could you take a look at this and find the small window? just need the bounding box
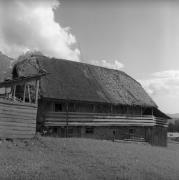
[54,103,62,112]
[68,128,73,134]
[129,128,135,134]
[85,127,94,134]
[53,127,58,134]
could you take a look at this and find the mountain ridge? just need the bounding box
[167,113,179,119]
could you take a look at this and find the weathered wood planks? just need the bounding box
[0,99,37,138]
[44,112,167,127]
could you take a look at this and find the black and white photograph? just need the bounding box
[0,0,178,179]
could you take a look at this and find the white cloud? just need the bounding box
[90,59,124,70]
[139,70,179,97]
[0,0,80,61]
[139,70,179,113]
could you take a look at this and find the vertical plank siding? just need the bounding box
[0,99,37,138]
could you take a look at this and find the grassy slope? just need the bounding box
[0,137,179,180]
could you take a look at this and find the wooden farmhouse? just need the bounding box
[12,54,170,146]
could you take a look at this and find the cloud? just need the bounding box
[90,59,124,70]
[0,0,80,61]
[139,70,179,97]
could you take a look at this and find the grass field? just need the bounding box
[0,136,179,180]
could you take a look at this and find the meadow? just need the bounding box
[0,136,179,180]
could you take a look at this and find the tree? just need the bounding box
[168,122,175,132]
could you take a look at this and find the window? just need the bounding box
[68,103,75,112]
[68,128,73,134]
[85,127,94,134]
[53,127,58,134]
[129,128,135,134]
[54,103,62,112]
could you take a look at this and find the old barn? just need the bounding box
[13,55,169,146]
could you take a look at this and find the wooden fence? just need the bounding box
[0,99,37,138]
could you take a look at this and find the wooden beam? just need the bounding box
[13,85,16,101]
[110,105,113,113]
[5,87,7,96]
[0,73,45,88]
[35,80,39,104]
[66,102,69,138]
[23,84,26,102]
[27,85,31,103]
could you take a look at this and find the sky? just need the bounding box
[0,0,179,114]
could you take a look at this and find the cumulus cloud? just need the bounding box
[139,70,179,97]
[0,0,80,61]
[90,59,124,70]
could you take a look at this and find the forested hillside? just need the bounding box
[168,114,179,132]
[0,51,13,81]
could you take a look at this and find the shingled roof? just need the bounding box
[13,55,157,107]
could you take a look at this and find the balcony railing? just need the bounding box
[44,112,168,127]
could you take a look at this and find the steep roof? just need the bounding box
[14,55,157,107]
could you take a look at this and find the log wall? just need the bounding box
[0,99,37,138]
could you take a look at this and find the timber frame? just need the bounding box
[0,73,45,139]
[0,74,43,104]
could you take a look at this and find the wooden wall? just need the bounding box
[38,100,143,115]
[37,100,168,146]
[0,99,37,138]
[151,126,167,146]
[44,112,156,127]
[80,126,146,140]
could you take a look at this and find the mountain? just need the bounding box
[168,113,179,124]
[0,51,13,81]
[168,113,179,119]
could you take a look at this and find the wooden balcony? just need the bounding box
[44,112,168,127]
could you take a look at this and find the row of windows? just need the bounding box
[69,127,134,135]
[48,127,136,137]
[53,103,143,114]
[66,127,94,134]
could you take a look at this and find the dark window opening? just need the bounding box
[68,103,75,112]
[55,103,62,112]
[85,127,94,134]
[53,127,58,134]
[129,128,135,134]
[68,127,73,135]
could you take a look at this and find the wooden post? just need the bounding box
[73,103,75,112]
[13,85,16,101]
[35,80,39,104]
[110,105,113,114]
[126,105,129,117]
[93,104,96,113]
[140,106,143,121]
[141,106,143,117]
[66,102,69,138]
[23,83,26,102]
[152,107,154,116]
[27,85,31,103]
[5,87,7,97]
